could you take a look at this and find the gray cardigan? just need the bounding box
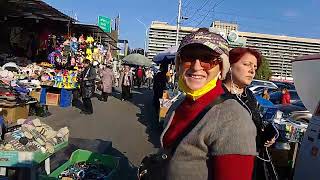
[160,94,257,180]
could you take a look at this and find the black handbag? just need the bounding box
[253,148,279,180]
[137,95,228,180]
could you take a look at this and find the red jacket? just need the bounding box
[281,92,291,105]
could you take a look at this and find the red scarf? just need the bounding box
[163,80,224,148]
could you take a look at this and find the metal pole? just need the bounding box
[281,56,284,81]
[136,18,148,56]
[145,28,148,57]
[175,0,182,46]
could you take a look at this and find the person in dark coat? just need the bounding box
[79,59,96,114]
[152,64,168,114]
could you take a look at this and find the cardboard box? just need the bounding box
[46,93,60,106]
[30,90,41,101]
[1,105,29,126]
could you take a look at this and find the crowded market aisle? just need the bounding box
[40,87,161,179]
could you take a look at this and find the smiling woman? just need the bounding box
[139,28,257,180]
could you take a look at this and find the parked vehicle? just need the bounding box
[249,85,277,94]
[251,79,278,89]
[270,81,296,90]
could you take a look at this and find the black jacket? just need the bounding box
[79,66,96,98]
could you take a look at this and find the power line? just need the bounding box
[187,0,211,21]
[194,0,224,27]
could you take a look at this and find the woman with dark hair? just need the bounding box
[223,47,277,180]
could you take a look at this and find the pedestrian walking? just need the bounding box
[136,66,144,88]
[99,64,114,102]
[145,68,154,89]
[79,59,96,114]
[152,64,168,114]
[119,65,133,101]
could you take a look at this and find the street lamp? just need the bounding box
[136,18,148,56]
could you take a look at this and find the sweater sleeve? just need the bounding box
[207,100,257,156]
[212,155,255,180]
[206,100,257,179]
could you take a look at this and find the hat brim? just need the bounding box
[178,42,225,55]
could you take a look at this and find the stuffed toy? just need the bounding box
[86,48,93,61]
[70,37,78,53]
[85,36,94,44]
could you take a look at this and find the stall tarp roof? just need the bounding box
[5,0,76,22]
[72,23,120,50]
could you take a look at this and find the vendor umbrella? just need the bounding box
[122,53,152,67]
[153,46,178,64]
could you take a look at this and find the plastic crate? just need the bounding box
[0,141,68,167]
[41,149,119,180]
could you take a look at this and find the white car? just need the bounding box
[249,85,277,94]
[251,79,278,89]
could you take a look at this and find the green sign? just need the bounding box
[98,16,111,33]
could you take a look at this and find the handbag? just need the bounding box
[137,95,229,180]
[83,67,94,87]
[253,148,279,180]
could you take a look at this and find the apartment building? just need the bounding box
[147,21,320,78]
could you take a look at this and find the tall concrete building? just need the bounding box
[237,31,320,78]
[147,20,320,78]
[147,21,197,60]
[211,20,238,35]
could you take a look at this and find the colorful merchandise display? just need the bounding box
[58,162,112,179]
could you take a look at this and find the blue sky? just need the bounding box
[44,0,320,49]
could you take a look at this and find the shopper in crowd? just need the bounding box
[152,28,257,180]
[135,66,144,88]
[119,65,133,101]
[281,88,291,105]
[79,59,96,114]
[222,47,276,180]
[99,64,114,102]
[145,67,154,89]
[152,63,168,114]
[262,88,270,100]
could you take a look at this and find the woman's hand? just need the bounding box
[264,137,276,147]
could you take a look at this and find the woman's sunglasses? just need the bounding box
[180,53,221,70]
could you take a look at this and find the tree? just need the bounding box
[255,57,272,80]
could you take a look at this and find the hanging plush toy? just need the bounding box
[70,56,76,66]
[86,48,93,61]
[70,37,78,53]
[85,36,94,44]
[78,34,85,44]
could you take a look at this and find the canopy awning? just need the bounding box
[2,0,76,22]
[71,23,119,50]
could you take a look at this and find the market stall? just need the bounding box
[0,118,69,179]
